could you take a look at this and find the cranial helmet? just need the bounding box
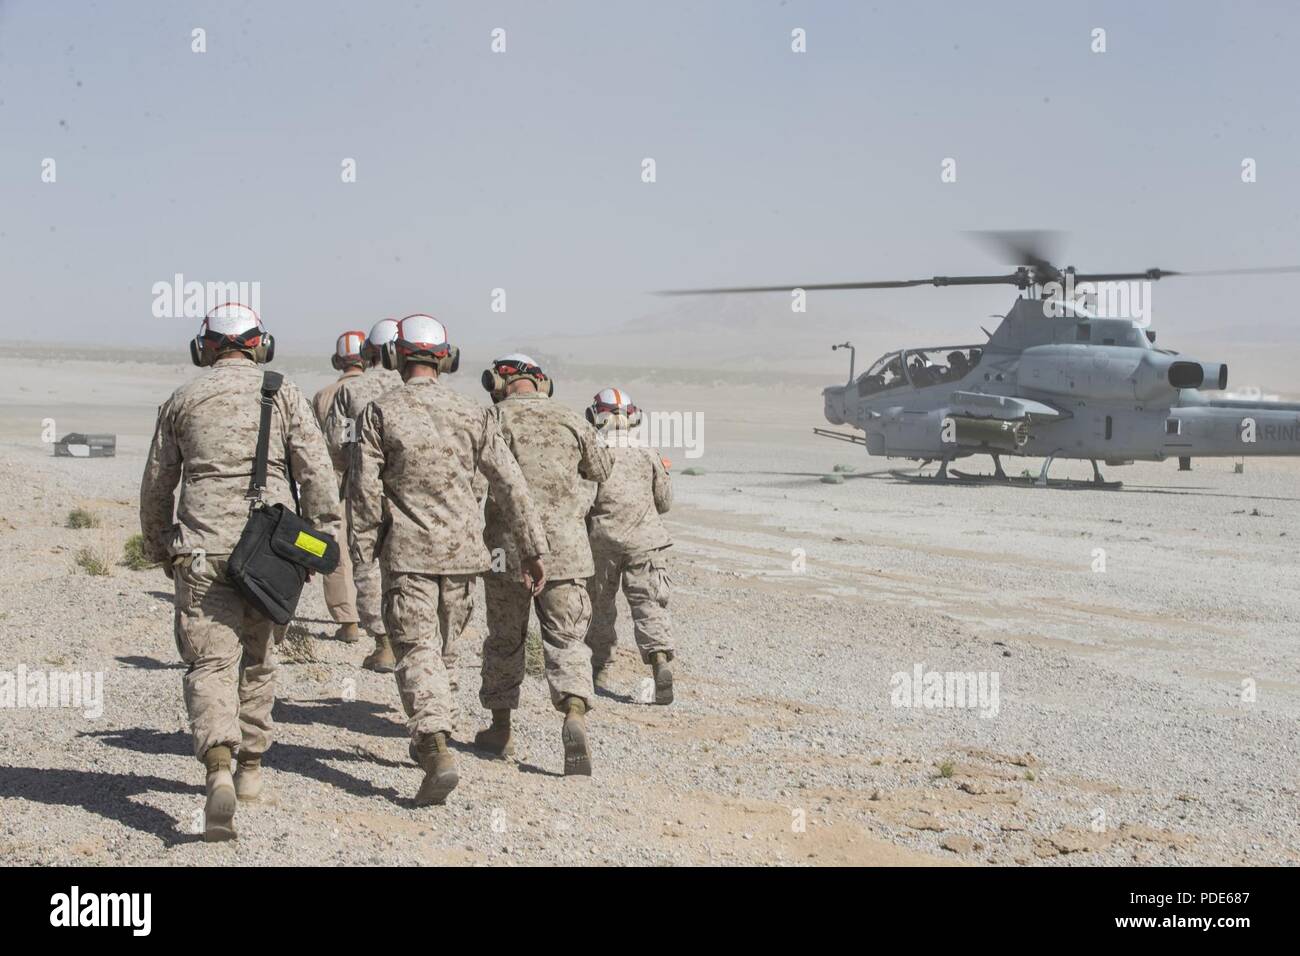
[381,314,459,373]
[190,302,274,367]
[360,318,399,367]
[331,330,368,371]
[586,387,641,429]
[481,353,553,400]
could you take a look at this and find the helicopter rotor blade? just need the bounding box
[1070,269,1180,283]
[656,252,1300,296]
[1170,265,1300,278]
[1072,265,1300,283]
[657,273,1031,295]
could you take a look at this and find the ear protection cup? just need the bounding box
[436,345,460,374]
[585,407,596,426]
[545,378,554,397]
[381,341,400,371]
[481,369,503,393]
[331,354,344,371]
[190,337,206,367]
[627,408,642,428]
[254,333,275,364]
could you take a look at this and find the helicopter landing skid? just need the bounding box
[891,466,1123,490]
[953,469,1123,490]
[890,463,984,484]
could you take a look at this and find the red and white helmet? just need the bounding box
[586,387,641,429]
[331,330,367,370]
[382,314,459,373]
[190,302,273,366]
[360,318,399,366]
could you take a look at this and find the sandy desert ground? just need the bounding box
[0,343,1297,866]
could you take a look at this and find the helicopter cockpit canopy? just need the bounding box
[902,346,985,387]
[856,346,984,395]
[855,350,907,396]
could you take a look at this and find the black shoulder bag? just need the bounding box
[226,371,340,625]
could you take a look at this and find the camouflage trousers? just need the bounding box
[481,575,594,712]
[354,554,386,637]
[172,555,275,763]
[383,572,474,737]
[586,548,673,666]
[323,506,359,624]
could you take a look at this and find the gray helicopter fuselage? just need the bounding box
[824,297,1300,464]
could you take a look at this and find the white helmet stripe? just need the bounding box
[398,314,449,347]
[498,352,539,367]
[368,318,399,345]
[204,302,261,337]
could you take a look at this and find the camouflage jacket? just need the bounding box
[350,377,548,575]
[322,367,402,481]
[587,438,672,556]
[139,357,343,562]
[484,391,613,580]
[312,369,364,477]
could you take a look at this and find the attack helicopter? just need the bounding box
[662,236,1300,486]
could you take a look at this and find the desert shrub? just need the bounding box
[66,508,99,529]
[122,534,157,571]
[74,547,110,576]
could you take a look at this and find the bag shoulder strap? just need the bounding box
[248,371,285,499]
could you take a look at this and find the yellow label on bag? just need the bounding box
[294,531,327,558]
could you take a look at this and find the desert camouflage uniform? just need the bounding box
[312,369,364,627]
[350,378,546,738]
[140,356,342,762]
[323,367,401,637]
[586,441,675,665]
[481,392,613,711]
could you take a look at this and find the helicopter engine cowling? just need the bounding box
[1018,345,1228,402]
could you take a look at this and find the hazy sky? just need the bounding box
[2,0,1298,366]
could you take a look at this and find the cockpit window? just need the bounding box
[856,351,908,396]
[856,347,983,395]
[904,347,983,388]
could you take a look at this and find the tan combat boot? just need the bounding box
[592,660,615,693]
[413,731,459,806]
[233,756,264,802]
[651,652,674,705]
[362,634,396,673]
[561,696,592,777]
[472,709,515,757]
[335,622,361,644]
[203,745,237,842]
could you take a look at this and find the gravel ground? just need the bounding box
[0,354,1297,866]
